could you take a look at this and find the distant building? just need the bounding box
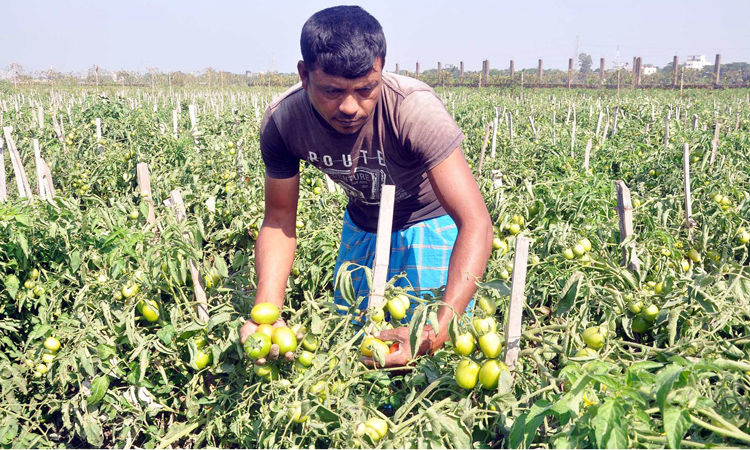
[685,55,711,70]
[642,65,657,76]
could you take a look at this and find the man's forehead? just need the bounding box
[312,68,381,87]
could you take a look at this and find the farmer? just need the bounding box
[240,5,493,367]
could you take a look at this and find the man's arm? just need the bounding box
[240,174,300,345]
[366,147,493,365]
[425,147,493,348]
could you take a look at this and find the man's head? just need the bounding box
[298,6,386,134]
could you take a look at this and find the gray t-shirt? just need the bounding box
[260,72,464,232]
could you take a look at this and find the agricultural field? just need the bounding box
[1,84,749,449]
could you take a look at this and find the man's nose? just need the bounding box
[339,95,358,117]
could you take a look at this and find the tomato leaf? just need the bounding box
[80,412,104,447]
[655,364,686,413]
[70,250,81,272]
[556,271,583,317]
[663,406,691,449]
[214,255,229,278]
[96,344,116,360]
[591,399,628,449]
[87,375,109,406]
[408,304,427,362]
[4,274,19,300]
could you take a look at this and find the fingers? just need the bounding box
[284,351,295,361]
[373,328,405,342]
[360,352,408,368]
[267,344,280,360]
[240,320,257,343]
[255,357,267,366]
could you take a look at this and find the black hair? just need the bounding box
[301,6,386,79]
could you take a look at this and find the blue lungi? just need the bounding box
[333,211,459,315]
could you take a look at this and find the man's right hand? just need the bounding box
[240,318,295,365]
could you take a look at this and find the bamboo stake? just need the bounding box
[477,122,492,175]
[490,108,499,158]
[2,127,33,200]
[137,163,156,225]
[166,190,210,322]
[33,140,45,200]
[682,144,696,229]
[368,185,396,310]
[504,236,530,371]
[710,123,721,164]
[615,181,640,273]
[0,138,6,202]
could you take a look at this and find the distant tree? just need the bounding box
[579,53,593,74]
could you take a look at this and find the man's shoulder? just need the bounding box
[381,72,438,101]
[267,83,306,118]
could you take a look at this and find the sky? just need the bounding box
[3,0,749,75]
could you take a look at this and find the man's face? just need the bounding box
[298,58,383,135]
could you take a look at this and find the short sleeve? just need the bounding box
[396,91,465,170]
[260,107,300,179]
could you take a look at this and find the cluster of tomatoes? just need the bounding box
[26,336,61,378]
[451,296,509,390]
[243,303,319,384]
[22,268,45,299]
[562,237,593,263]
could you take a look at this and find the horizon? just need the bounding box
[3,0,749,76]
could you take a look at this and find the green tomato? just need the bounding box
[455,358,481,389]
[574,348,598,358]
[253,363,279,381]
[478,296,496,315]
[244,332,272,360]
[29,268,40,280]
[573,244,586,256]
[271,327,298,354]
[582,326,607,350]
[194,351,211,370]
[631,316,651,333]
[562,248,575,260]
[42,352,56,364]
[290,401,309,423]
[628,301,643,314]
[508,223,521,235]
[642,304,659,322]
[121,283,140,299]
[472,317,497,336]
[301,334,318,352]
[478,332,503,359]
[386,297,407,320]
[370,307,385,323]
[580,238,592,252]
[453,332,476,356]
[478,359,507,390]
[298,350,314,367]
[251,303,280,325]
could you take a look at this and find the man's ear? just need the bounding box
[297,61,310,90]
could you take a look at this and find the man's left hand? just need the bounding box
[360,325,447,368]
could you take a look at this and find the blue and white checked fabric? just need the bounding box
[333,210,458,314]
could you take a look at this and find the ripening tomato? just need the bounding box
[454,332,476,356]
[251,303,280,325]
[360,337,389,358]
[478,332,503,358]
[389,342,400,354]
[363,417,388,442]
[244,332,272,360]
[256,324,274,338]
[44,337,61,353]
[139,300,160,322]
[455,358,481,389]
[478,359,508,390]
[272,327,298,354]
[42,352,56,364]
